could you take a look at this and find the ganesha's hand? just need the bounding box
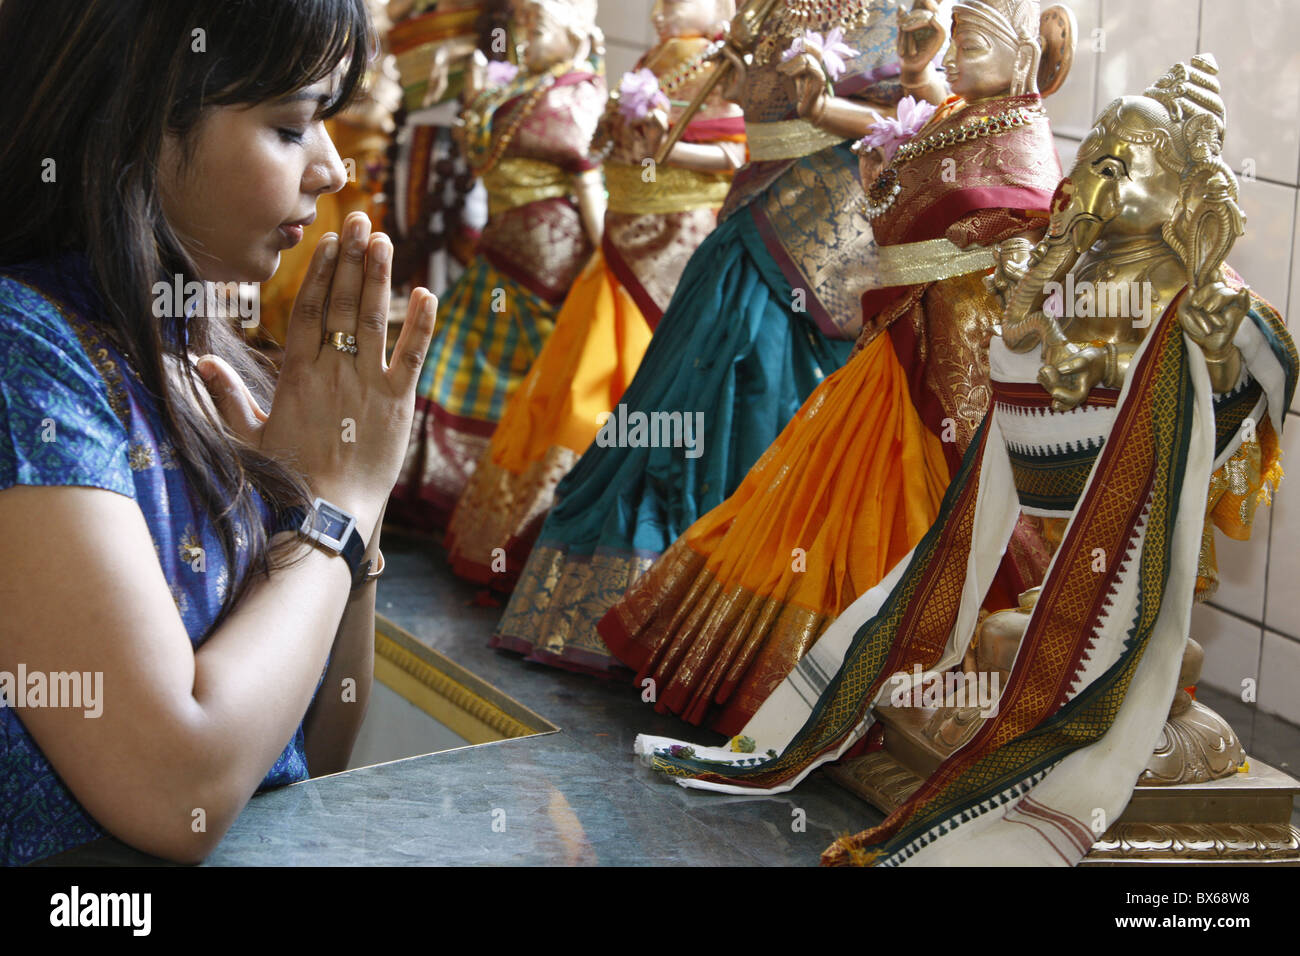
[986,237,1036,308]
[1180,280,1249,360]
[1038,345,1108,412]
[1180,280,1248,391]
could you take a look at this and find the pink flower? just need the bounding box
[781,27,859,82]
[485,60,519,87]
[618,68,669,121]
[856,95,937,163]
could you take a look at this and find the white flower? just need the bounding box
[618,68,670,121]
[781,27,859,82]
[485,60,519,87]
[856,95,937,163]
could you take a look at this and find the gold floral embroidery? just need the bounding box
[128,443,155,471]
[170,584,190,617]
[179,525,203,567]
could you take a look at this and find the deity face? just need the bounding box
[1000,96,1188,352]
[942,16,1019,101]
[650,0,724,43]
[1063,100,1183,242]
[521,3,581,74]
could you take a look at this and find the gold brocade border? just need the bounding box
[373,614,557,744]
[483,157,572,217]
[498,545,653,665]
[609,535,834,732]
[745,118,845,161]
[872,237,996,287]
[604,162,731,215]
[446,445,578,575]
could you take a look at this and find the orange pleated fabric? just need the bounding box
[493,249,653,469]
[601,331,952,733]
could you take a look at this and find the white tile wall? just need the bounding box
[1200,0,1300,188]
[1265,413,1300,636]
[1234,177,1297,316]
[1191,603,1260,694]
[604,41,642,81]
[596,0,655,47]
[1260,630,1300,725]
[1214,509,1272,623]
[1045,0,1100,139]
[1051,135,1079,178]
[1096,0,1200,107]
[597,0,656,84]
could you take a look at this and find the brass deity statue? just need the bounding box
[949,53,1280,788]
[997,53,1250,403]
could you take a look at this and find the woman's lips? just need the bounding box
[278,223,305,246]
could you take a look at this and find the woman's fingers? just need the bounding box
[282,234,339,369]
[356,232,393,378]
[195,354,269,445]
[324,212,373,341]
[388,288,438,398]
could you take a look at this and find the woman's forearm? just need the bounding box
[179,519,379,857]
[301,527,381,775]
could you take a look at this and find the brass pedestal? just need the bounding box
[827,703,1300,865]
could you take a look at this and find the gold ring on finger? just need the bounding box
[326,331,358,355]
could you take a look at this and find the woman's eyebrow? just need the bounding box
[273,90,332,108]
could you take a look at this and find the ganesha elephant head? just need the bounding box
[996,54,1245,406]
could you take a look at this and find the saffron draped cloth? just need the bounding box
[601,94,1062,735]
[444,37,743,588]
[636,279,1295,867]
[389,68,605,532]
[489,6,905,674]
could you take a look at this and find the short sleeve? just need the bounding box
[0,277,135,498]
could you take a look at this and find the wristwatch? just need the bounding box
[274,498,374,590]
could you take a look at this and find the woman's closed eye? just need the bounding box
[277,126,307,145]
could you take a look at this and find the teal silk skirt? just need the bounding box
[492,205,855,673]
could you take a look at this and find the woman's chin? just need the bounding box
[246,249,280,283]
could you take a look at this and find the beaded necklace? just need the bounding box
[657,39,725,98]
[860,103,1045,219]
[751,0,882,65]
[461,60,570,177]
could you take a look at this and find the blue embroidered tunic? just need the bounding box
[0,255,313,865]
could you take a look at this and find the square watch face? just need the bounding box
[308,501,352,545]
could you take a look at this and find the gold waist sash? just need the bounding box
[745,118,845,161]
[604,162,731,215]
[483,157,571,216]
[872,237,997,287]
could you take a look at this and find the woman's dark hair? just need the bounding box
[0,0,376,622]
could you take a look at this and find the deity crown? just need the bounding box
[952,0,1041,46]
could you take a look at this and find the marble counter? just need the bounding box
[48,531,885,866]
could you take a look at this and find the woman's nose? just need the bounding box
[307,128,349,196]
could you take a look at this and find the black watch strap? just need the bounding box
[275,501,372,590]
